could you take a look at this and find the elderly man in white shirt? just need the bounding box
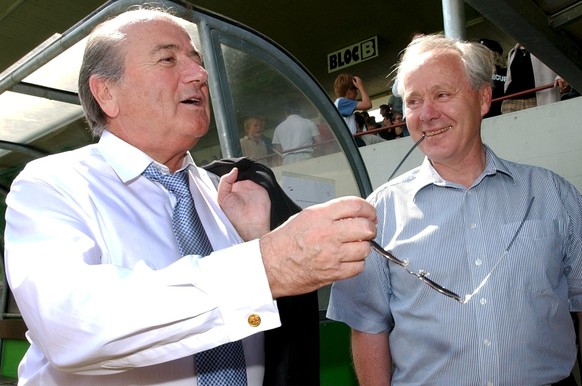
[4,6,377,385]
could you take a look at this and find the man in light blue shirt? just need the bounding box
[328,35,582,385]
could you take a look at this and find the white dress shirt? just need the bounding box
[4,130,280,385]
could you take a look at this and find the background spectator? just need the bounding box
[502,43,560,114]
[354,112,385,146]
[272,101,321,164]
[390,110,407,138]
[240,114,273,163]
[478,38,507,117]
[333,73,372,135]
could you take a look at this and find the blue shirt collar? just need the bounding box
[396,145,516,200]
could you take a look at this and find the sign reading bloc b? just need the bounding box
[327,36,378,73]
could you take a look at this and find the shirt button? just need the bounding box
[475,259,482,266]
[480,298,487,305]
[483,339,491,347]
[470,223,477,230]
[248,313,261,327]
[487,381,494,386]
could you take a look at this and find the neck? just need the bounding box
[431,148,487,188]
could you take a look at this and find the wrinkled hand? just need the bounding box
[259,196,377,298]
[217,167,271,241]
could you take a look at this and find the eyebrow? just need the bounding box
[151,43,202,60]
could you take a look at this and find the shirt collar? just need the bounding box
[478,145,514,184]
[401,145,515,199]
[97,130,196,183]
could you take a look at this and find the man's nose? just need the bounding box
[419,100,440,121]
[184,59,208,86]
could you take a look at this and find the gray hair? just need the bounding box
[396,34,494,97]
[77,5,180,136]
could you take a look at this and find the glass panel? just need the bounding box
[220,43,362,314]
[0,92,84,146]
[23,37,87,93]
[221,43,359,201]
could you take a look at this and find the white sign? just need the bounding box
[327,36,378,73]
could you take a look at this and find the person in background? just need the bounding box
[240,115,268,158]
[478,38,507,118]
[354,112,385,147]
[272,101,321,165]
[333,73,372,136]
[378,104,395,140]
[557,78,581,100]
[353,112,367,148]
[360,110,371,122]
[390,110,406,138]
[239,114,276,166]
[365,116,380,131]
[388,93,403,118]
[3,7,378,385]
[378,104,391,124]
[502,43,560,114]
[328,34,582,386]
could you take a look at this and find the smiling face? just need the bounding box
[96,16,210,169]
[402,49,491,175]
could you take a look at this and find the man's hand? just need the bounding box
[217,167,271,241]
[259,196,377,298]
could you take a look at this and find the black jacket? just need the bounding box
[203,157,320,386]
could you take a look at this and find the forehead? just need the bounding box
[121,16,195,51]
[403,50,465,89]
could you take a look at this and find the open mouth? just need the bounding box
[424,125,452,137]
[181,97,202,105]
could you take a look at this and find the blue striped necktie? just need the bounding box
[143,163,247,385]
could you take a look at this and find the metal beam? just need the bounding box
[0,0,176,94]
[549,2,582,29]
[466,0,582,92]
[0,0,25,23]
[11,82,80,105]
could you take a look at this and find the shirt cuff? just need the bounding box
[198,240,281,341]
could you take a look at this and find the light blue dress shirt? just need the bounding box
[328,146,582,385]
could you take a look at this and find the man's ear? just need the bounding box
[479,84,493,117]
[89,75,119,118]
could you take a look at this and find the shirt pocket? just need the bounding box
[500,219,563,293]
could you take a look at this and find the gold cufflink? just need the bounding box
[247,313,261,327]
